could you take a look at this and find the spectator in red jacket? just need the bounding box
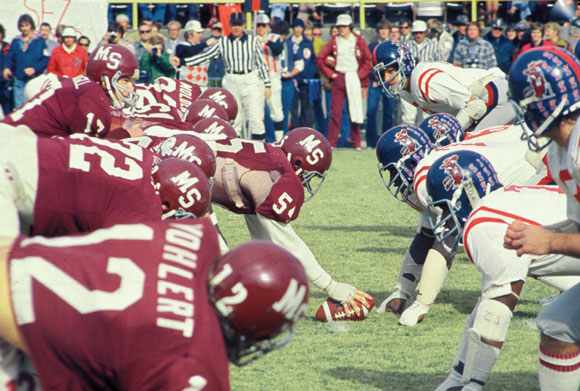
[316,14,372,150]
[516,22,555,59]
[46,27,88,78]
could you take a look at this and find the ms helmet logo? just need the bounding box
[395,129,419,156]
[439,155,464,191]
[523,60,555,100]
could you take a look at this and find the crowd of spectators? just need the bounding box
[0,1,578,147]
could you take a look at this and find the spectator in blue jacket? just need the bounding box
[2,14,49,108]
[483,18,514,74]
[280,20,304,134]
[366,19,395,148]
[289,18,316,129]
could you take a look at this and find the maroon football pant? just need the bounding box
[327,73,361,149]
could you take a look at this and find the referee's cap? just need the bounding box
[230,12,245,25]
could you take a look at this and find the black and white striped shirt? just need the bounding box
[407,39,443,63]
[184,32,271,87]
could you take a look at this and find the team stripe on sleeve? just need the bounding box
[418,68,442,104]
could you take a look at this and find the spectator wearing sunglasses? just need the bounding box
[78,36,91,53]
[483,18,514,74]
[399,18,412,42]
[47,27,88,78]
[134,21,153,63]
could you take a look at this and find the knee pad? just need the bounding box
[473,299,513,342]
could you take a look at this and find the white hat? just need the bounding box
[411,20,428,33]
[184,20,204,33]
[256,13,270,25]
[62,27,78,38]
[336,14,352,27]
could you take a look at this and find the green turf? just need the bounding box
[215,148,553,391]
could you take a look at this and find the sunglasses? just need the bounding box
[79,43,89,47]
[139,29,151,34]
[257,23,268,27]
[212,27,222,31]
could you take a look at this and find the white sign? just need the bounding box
[1,0,108,52]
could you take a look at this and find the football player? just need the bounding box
[376,121,546,326]
[208,127,373,313]
[372,40,516,131]
[0,130,212,239]
[504,46,580,391]
[0,219,309,390]
[423,151,580,391]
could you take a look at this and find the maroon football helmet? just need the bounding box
[185,99,229,126]
[86,44,140,109]
[192,117,238,138]
[209,240,309,366]
[152,158,211,219]
[158,134,217,179]
[198,87,238,121]
[279,127,333,200]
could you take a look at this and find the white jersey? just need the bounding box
[259,32,283,76]
[408,124,537,228]
[464,185,580,294]
[400,62,505,115]
[546,120,580,224]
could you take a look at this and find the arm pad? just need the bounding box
[456,98,487,129]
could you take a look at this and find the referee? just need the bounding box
[183,12,271,140]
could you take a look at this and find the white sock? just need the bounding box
[539,347,580,391]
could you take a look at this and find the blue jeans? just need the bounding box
[108,4,132,24]
[264,104,276,143]
[366,84,394,148]
[139,4,167,23]
[281,79,295,134]
[167,4,198,21]
[12,78,26,109]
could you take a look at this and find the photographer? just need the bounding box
[138,34,175,83]
[99,21,135,54]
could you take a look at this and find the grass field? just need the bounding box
[214,148,554,391]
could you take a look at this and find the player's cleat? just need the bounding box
[377,290,408,315]
[398,301,430,326]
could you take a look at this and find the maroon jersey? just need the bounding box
[211,138,304,222]
[9,219,230,391]
[3,75,112,138]
[33,134,162,236]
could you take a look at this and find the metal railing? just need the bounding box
[107,0,483,30]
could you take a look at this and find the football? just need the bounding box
[315,296,375,322]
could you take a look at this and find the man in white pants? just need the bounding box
[255,13,286,141]
[183,12,271,141]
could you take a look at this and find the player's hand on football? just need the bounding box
[348,290,374,318]
[504,220,552,256]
